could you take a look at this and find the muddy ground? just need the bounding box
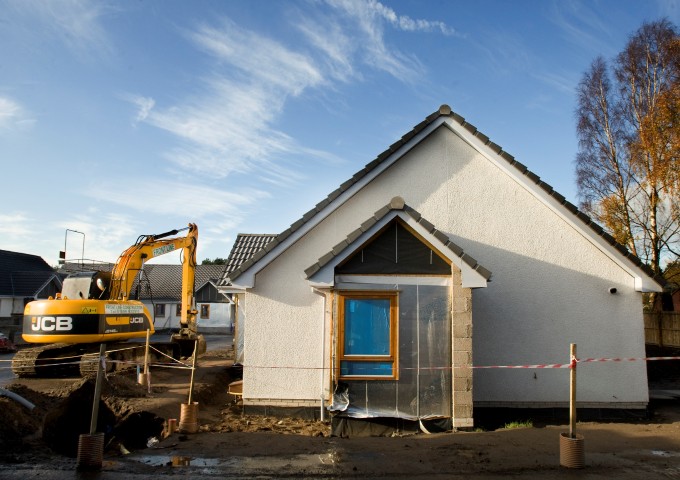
[0,348,679,479]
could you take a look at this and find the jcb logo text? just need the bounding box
[31,316,73,331]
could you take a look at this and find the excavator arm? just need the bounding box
[109,224,198,305]
[108,223,203,350]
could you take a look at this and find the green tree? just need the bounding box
[576,19,680,276]
[201,257,227,265]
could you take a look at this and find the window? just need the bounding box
[338,292,398,380]
[154,303,165,317]
[176,304,182,316]
[200,304,210,319]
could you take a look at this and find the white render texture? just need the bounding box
[242,124,650,407]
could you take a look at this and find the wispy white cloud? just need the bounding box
[0,212,33,237]
[295,15,358,83]
[471,31,533,77]
[121,94,155,124]
[533,71,577,95]
[355,0,459,36]
[83,179,269,219]
[132,78,307,184]
[126,1,451,189]
[191,18,325,95]
[57,211,139,263]
[0,96,34,131]
[322,0,425,82]
[548,2,617,56]
[6,0,114,57]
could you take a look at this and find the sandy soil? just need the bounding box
[0,350,679,479]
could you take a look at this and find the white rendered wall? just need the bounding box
[196,302,231,332]
[244,125,649,407]
[0,298,11,317]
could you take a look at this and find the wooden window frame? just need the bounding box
[337,291,399,381]
[200,304,210,319]
[154,303,165,317]
[176,304,182,317]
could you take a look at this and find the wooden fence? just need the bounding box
[644,312,680,348]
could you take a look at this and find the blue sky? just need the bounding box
[1,0,678,266]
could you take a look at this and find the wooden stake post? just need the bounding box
[143,328,150,376]
[569,343,577,438]
[90,343,106,435]
[188,339,198,404]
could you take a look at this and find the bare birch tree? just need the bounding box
[576,19,680,276]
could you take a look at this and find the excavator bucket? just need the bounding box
[171,333,207,359]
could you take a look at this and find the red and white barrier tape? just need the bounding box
[2,355,680,372]
[579,356,680,363]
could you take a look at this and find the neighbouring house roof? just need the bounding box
[58,261,115,274]
[305,196,491,288]
[222,234,277,279]
[221,105,665,292]
[0,250,59,297]
[132,264,226,301]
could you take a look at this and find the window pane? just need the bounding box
[341,361,393,376]
[344,298,390,355]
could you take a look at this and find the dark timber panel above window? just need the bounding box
[336,219,450,275]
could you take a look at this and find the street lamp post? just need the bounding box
[63,229,85,265]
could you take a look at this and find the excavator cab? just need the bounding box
[60,271,111,300]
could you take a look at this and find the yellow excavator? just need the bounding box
[12,223,206,377]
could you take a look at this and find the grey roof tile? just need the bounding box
[524,170,540,183]
[220,234,277,284]
[446,242,464,258]
[433,230,449,244]
[360,216,378,231]
[226,105,662,287]
[474,131,489,144]
[417,217,435,233]
[132,264,226,301]
[0,250,55,297]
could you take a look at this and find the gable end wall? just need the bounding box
[242,125,648,408]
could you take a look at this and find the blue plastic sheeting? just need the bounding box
[341,360,393,377]
[344,298,390,355]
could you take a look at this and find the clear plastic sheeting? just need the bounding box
[339,284,452,420]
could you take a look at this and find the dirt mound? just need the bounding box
[209,403,330,437]
[0,384,57,452]
[43,379,117,457]
[0,374,168,458]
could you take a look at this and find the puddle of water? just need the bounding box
[651,450,680,457]
[130,452,339,470]
[133,455,223,467]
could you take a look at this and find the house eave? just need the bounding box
[440,118,664,293]
[229,118,448,288]
[306,209,489,289]
[229,105,662,293]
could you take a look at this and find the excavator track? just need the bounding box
[12,343,86,378]
[13,341,183,378]
[79,342,181,376]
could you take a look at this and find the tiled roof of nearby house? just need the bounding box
[58,261,115,275]
[224,104,665,288]
[0,250,57,297]
[133,264,226,301]
[222,234,277,280]
[304,196,492,281]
